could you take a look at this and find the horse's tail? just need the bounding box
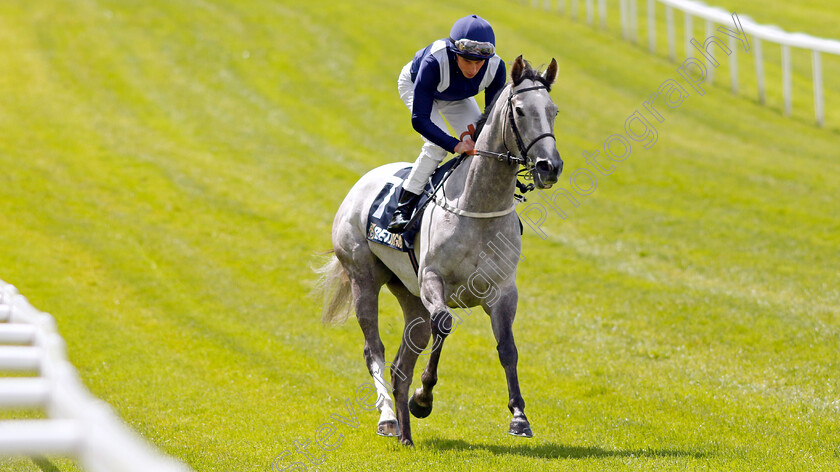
[313,251,354,325]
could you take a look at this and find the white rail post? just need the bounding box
[666,4,675,61]
[782,45,792,116]
[706,20,714,83]
[0,280,193,472]
[755,37,765,104]
[599,0,607,29]
[532,0,836,127]
[812,50,824,127]
[648,0,656,53]
[729,34,738,93]
[620,0,628,40]
[684,12,693,59]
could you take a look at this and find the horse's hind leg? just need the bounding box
[335,246,398,437]
[387,279,431,446]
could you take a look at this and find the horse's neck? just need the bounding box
[449,91,518,213]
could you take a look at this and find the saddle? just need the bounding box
[365,158,460,253]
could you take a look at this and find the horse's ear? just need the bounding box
[542,58,558,86]
[511,55,525,85]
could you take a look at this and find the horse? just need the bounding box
[316,56,563,446]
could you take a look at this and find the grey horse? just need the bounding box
[317,56,562,446]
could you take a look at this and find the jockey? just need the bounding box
[387,14,507,233]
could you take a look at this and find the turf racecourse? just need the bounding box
[1,0,838,471]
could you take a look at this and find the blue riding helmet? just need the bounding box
[448,14,496,60]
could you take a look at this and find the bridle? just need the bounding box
[469,83,556,191]
[423,82,556,220]
[504,84,556,164]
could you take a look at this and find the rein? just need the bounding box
[431,83,554,218]
[427,83,555,219]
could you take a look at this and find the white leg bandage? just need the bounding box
[370,359,396,422]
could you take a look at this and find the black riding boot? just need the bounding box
[387,189,421,233]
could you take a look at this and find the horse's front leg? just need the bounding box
[487,286,532,437]
[409,270,452,421]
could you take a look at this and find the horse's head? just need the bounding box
[507,55,563,189]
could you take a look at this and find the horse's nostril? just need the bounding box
[535,160,553,174]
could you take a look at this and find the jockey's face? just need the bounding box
[456,55,486,79]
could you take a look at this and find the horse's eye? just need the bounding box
[515,106,525,117]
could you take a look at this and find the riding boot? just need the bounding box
[387,189,421,233]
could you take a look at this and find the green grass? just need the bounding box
[1,0,838,471]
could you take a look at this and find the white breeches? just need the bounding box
[397,62,481,195]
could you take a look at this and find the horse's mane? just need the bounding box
[474,63,552,140]
[473,94,501,140]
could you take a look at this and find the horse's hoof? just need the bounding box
[377,419,399,437]
[409,394,433,419]
[399,436,415,447]
[508,418,533,438]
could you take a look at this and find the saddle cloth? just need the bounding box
[366,159,459,252]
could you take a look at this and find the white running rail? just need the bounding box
[537,0,840,127]
[0,280,191,472]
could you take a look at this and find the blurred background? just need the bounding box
[0,1,837,470]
